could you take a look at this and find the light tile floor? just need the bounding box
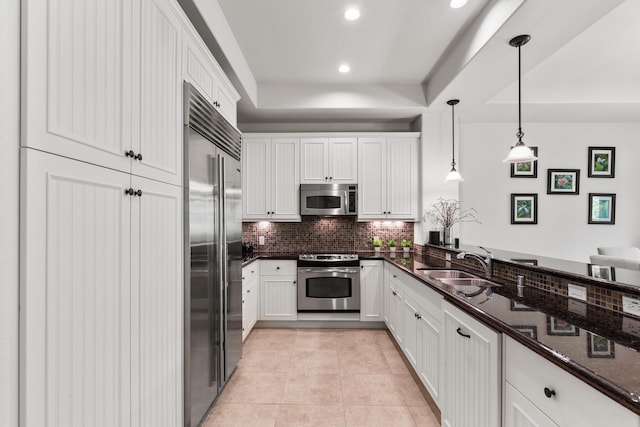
[203,328,441,427]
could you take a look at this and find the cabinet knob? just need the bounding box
[124,188,134,195]
[134,153,143,161]
[135,189,142,197]
[293,281,296,284]
[329,177,333,180]
[392,291,397,296]
[276,266,280,270]
[242,277,245,280]
[456,327,471,339]
[125,150,135,158]
[416,314,421,320]
[325,177,328,180]
[247,289,251,293]
[544,387,556,398]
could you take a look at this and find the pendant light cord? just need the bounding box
[517,43,523,142]
[451,103,456,167]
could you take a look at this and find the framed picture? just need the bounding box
[511,301,534,312]
[547,316,580,336]
[587,333,615,358]
[510,147,538,178]
[588,193,616,224]
[547,169,580,195]
[588,146,615,178]
[511,258,538,266]
[588,264,616,281]
[514,325,538,340]
[510,193,538,224]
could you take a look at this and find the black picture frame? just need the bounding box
[510,193,538,225]
[588,146,615,178]
[547,316,580,336]
[588,193,616,225]
[510,147,538,178]
[547,169,580,195]
[588,264,616,281]
[587,333,615,358]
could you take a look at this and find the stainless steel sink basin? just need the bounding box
[439,278,500,288]
[418,269,477,280]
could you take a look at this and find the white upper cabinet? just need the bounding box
[242,137,300,221]
[300,137,357,184]
[181,19,239,127]
[358,136,419,221]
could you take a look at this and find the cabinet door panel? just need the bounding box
[135,0,182,186]
[505,382,558,427]
[242,138,271,219]
[21,149,132,427]
[261,277,297,320]
[360,260,383,321]
[358,138,386,219]
[130,176,182,427]
[271,139,300,220]
[418,312,441,405]
[329,138,357,183]
[300,138,328,183]
[386,138,417,219]
[22,0,131,174]
[402,297,419,368]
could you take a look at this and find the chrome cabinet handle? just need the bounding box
[456,327,471,339]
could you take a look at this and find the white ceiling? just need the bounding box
[192,0,640,126]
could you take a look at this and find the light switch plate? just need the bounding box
[623,316,640,337]
[567,283,587,301]
[623,296,640,317]
[445,253,451,261]
[258,236,265,245]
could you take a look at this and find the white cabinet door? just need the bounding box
[300,137,329,183]
[130,175,182,427]
[417,310,441,406]
[242,138,271,219]
[21,149,132,427]
[442,301,501,427]
[260,276,298,321]
[21,0,133,174]
[388,280,404,346]
[402,296,420,369]
[135,0,183,186]
[386,137,418,219]
[358,137,387,219]
[271,138,300,220]
[360,260,383,322]
[242,263,259,341]
[328,137,358,183]
[505,382,558,427]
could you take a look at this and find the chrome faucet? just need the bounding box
[457,246,493,278]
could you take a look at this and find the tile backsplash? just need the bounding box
[242,217,414,253]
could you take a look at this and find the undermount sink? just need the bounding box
[439,278,500,288]
[418,269,477,280]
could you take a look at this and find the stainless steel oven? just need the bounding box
[297,254,360,312]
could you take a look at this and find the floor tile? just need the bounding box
[282,372,343,405]
[203,403,278,427]
[382,350,411,374]
[344,405,416,426]
[275,405,346,427]
[338,349,391,374]
[216,372,286,404]
[289,349,341,373]
[409,406,441,426]
[340,373,405,406]
[238,349,292,373]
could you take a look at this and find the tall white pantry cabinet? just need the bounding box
[20,0,239,426]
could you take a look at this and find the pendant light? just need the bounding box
[444,99,464,182]
[503,34,538,163]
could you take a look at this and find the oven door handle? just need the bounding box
[299,268,360,274]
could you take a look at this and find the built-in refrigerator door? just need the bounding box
[185,128,221,427]
[223,154,243,379]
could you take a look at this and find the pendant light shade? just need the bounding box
[444,99,464,182]
[503,35,538,164]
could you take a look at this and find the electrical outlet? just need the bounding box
[568,299,587,317]
[258,236,265,245]
[623,316,640,337]
[567,283,587,301]
[623,296,640,317]
[445,253,451,261]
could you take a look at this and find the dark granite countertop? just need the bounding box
[243,252,640,414]
[385,255,640,416]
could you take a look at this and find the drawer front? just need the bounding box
[505,337,638,426]
[242,262,259,289]
[260,260,297,276]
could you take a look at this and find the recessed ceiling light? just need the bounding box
[344,8,360,21]
[338,64,351,73]
[449,0,467,8]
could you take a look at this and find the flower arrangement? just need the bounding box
[424,198,480,229]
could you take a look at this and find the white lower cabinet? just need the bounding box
[504,336,639,427]
[360,260,383,321]
[387,276,404,345]
[21,149,183,427]
[442,301,501,427]
[242,263,260,341]
[259,261,298,321]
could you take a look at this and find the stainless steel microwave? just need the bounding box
[300,184,357,216]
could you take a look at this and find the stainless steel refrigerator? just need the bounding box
[183,83,242,427]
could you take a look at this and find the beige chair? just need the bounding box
[589,247,640,270]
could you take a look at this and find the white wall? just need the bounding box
[0,0,20,424]
[458,122,640,263]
